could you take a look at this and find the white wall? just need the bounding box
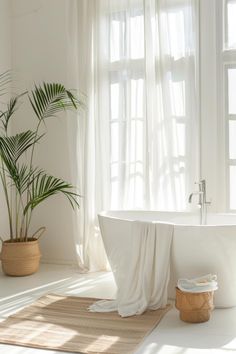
[0,0,11,73]
[10,0,78,264]
[0,0,12,238]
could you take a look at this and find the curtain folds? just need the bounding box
[66,0,199,271]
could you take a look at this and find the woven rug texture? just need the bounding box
[0,293,171,354]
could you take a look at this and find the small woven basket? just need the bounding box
[0,238,41,276]
[175,287,214,323]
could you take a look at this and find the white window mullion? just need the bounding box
[218,0,236,211]
[199,0,219,211]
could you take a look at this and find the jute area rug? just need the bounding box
[0,294,171,354]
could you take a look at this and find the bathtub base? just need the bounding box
[98,210,236,308]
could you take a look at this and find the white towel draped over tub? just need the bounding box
[89,221,174,317]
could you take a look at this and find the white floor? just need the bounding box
[1,264,236,354]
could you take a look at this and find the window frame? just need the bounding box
[220,0,236,211]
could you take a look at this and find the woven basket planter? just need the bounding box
[0,238,41,276]
[175,287,214,323]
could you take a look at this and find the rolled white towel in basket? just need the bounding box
[177,274,218,293]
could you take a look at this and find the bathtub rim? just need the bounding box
[98,210,236,227]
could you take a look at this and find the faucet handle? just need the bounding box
[195,180,206,191]
[195,180,203,186]
[195,180,205,185]
[194,181,202,192]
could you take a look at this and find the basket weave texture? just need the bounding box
[0,238,41,276]
[175,287,214,323]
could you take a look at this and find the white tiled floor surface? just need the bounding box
[1,264,236,354]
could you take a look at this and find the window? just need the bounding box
[107,1,198,211]
[200,0,236,212]
[109,5,146,209]
[223,0,236,210]
[224,0,236,50]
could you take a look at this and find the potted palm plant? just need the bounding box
[0,71,83,276]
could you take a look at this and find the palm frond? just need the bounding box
[28,83,79,121]
[0,92,27,132]
[0,130,43,165]
[10,164,42,195]
[24,172,80,214]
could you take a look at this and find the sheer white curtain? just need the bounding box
[66,0,110,271]
[66,0,199,270]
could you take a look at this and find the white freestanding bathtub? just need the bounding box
[98,210,236,308]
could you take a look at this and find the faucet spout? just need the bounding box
[188,180,211,225]
[188,193,194,203]
[188,191,203,204]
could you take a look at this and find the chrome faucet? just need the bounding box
[188,179,211,225]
